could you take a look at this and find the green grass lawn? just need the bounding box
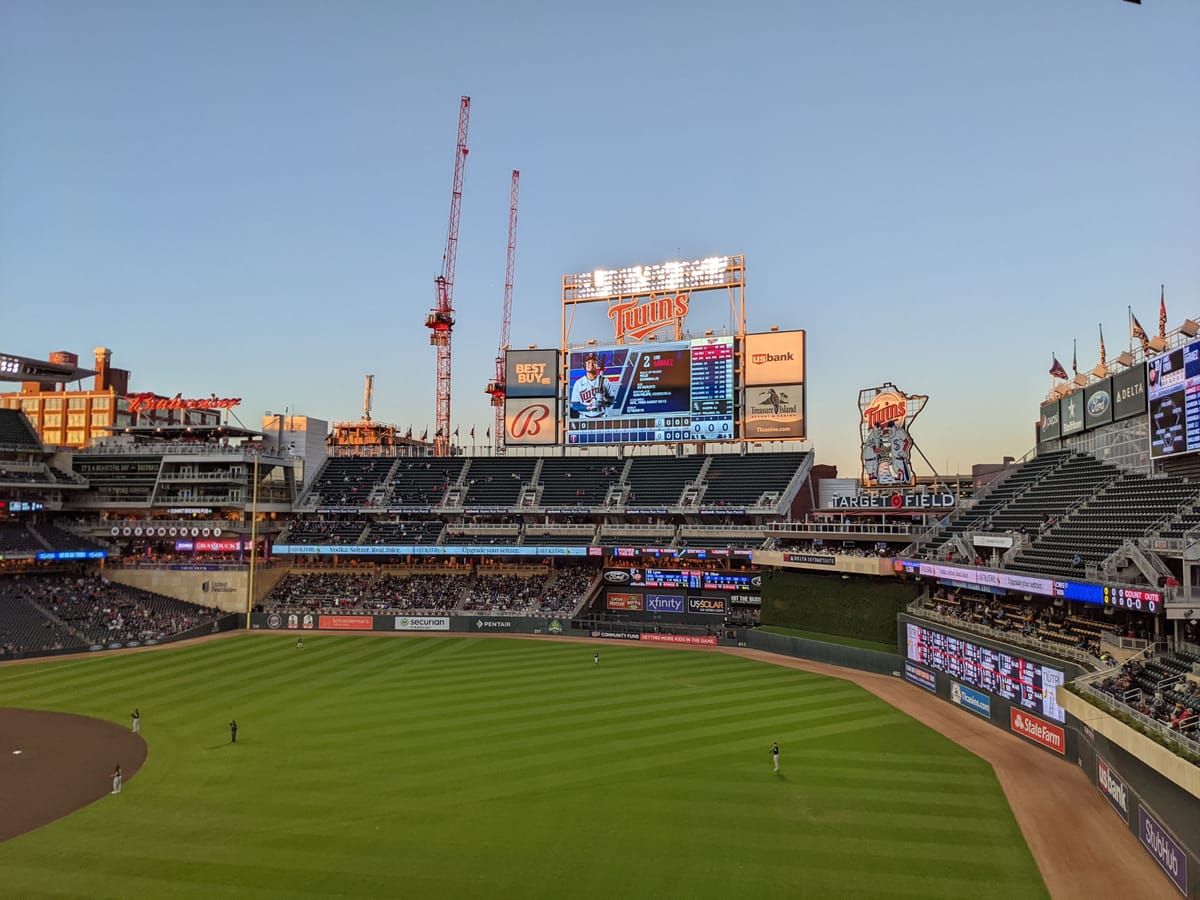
[0,635,1047,899]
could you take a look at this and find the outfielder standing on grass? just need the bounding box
[771,742,780,773]
[111,764,122,794]
[230,719,238,744]
[131,708,140,733]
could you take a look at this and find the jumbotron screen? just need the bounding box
[566,336,734,444]
[1147,339,1200,458]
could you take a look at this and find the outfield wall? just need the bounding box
[1074,720,1200,898]
[248,613,726,647]
[897,613,1200,898]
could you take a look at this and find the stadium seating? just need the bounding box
[365,519,444,545]
[282,519,368,545]
[383,459,466,507]
[0,409,43,449]
[700,452,809,508]
[536,458,620,507]
[30,523,107,553]
[304,457,395,507]
[623,456,705,508]
[0,522,45,553]
[460,458,537,508]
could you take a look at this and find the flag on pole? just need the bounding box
[1159,285,1167,338]
[1072,339,1078,377]
[420,427,428,441]
[1049,356,1068,380]
[469,426,475,439]
[405,426,413,439]
[453,426,460,438]
[1131,312,1149,350]
[1099,324,1106,367]
[486,426,491,439]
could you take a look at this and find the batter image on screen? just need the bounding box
[569,352,617,418]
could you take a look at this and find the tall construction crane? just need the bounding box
[485,170,520,454]
[426,96,470,457]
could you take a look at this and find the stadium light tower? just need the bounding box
[426,96,471,458]
[486,170,520,455]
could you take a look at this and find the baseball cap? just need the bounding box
[584,352,600,365]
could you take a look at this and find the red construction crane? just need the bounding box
[426,96,470,458]
[486,170,520,454]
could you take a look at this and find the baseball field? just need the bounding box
[0,634,1047,899]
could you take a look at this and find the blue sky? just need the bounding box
[2,0,1196,476]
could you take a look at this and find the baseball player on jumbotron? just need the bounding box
[570,352,616,418]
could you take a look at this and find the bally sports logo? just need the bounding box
[1010,708,1065,754]
[1097,758,1129,822]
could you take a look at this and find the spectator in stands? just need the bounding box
[1071,552,1082,570]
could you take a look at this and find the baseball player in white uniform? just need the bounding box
[570,352,616,418]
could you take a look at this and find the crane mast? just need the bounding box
[486,170,520,454]
[362,374,374,422]
[425,96,470,457]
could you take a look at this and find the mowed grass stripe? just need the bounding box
[0,636,1046,899]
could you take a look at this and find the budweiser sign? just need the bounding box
[126,393,242,413]
[608,293,689,342]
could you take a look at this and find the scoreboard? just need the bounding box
[1148,339,1200,458]
[905,623,1066,722]
[566,337,734,445]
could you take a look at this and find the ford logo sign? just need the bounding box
[751,575,762,587]
[1087,391,1111,416]
[603,570,631,583]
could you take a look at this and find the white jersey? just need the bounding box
[571,373,615,417]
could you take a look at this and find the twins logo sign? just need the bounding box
[859,383,928,488]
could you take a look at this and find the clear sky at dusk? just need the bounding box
[2,1,1196,476]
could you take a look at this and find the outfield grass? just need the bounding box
[0,635,1047,899]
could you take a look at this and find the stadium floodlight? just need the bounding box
[0,352,95,383]
[565,256,737,302]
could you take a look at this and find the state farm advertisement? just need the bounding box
[640,633,718,646]
[1009,708,1065,755]
[317,615,374,631]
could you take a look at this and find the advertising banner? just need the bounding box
[950,681,991,718]
[904,661,937,692]
[607,593,643,611]
[1096,757,1130,824]
[470,618,516,632]
[394,616,451,631]
[589,629,641,641]
[783,552,836,566]
[744,330,806,387]
[1084,377,1114,431]
[1060,390,1085,437]
[743,383,805,440]
[645,594,684,614]
[1112,363,1147,422]
[505,398,558,445]
[1137,805,1188,896]
[640,633,718,646]
[318,615,374,631]
[687,597,726,615]
[1009,708,1065,754]
[1038,398,1062,443]
[504,349,559,398]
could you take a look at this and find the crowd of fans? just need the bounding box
[920,586,1127,659]
[265,566,598,616]
[1095,653,1200,738]
[0,573,220,655]
[773,539,892,557]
